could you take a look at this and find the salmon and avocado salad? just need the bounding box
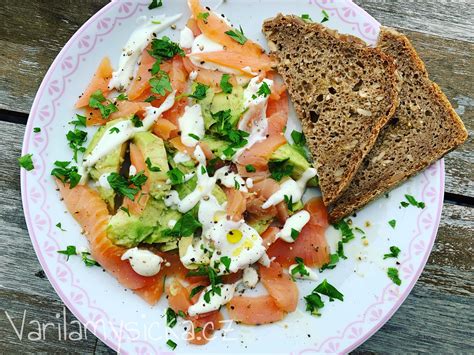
[43,0,344,347]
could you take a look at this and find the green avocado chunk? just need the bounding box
[270,143,319,187]
[200,85,244,129]
[84,118,127,210]
[107,198,182,248]
[132,132,170,200]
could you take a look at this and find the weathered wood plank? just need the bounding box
[356,0,474,43]
[0,121,472,352]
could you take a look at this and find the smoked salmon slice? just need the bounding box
[267,198,330,267]
[56,181,160,291]
[189,50,274,74]
[109,101,150,121]
[227,295,285,325]
[75,57,113,108]
[225,188,247,221]
[237,134,287,170]
[122,143,150,215]
[259,261,298,312]
[153,118,178,140]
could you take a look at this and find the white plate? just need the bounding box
[21,0,444,353]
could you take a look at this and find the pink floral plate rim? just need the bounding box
[20,0,445,353]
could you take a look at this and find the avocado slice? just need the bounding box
[200,85,244,129]
[132,132,170,200]
[85,118,127,210]
[270,144,319,187]
[201,135,229,158]
[107,198,182,248]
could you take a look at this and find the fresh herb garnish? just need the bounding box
[320,254,340,271]
[225,25,248,45]
[403,194,425,209]
[301,14,313,23]
[130,114,143,128]
[190,285,205,299]
[149,36,185,60]
[314,279,344,302]
[144,95,157,103]
[66,129,87,162]
[166,308,177,328]
[57,245,76,260]
[220,256,231,272]
[120,206,131,217]
[268,158,293,181]
[304,292,324,316]
[188,133,200,141]
[201,166,207,175]
[188,83,209,101]
[18,154,34,171]
[116,93,128,101]
[109,127,120,134]
[197,12,210,22]
[81,252,99,267]
[167,168,185,185]
[400,201,409,207]
[255,81,271,98]
[107,172,146,200]
[178,310,186,318]
[337,241,347,260]
[89,90,118,119]
[145,157,161,172]
[245,164,256,173]
[290,228,300,241]
[321,10,329,23]
[211,109,250,157]
[33,127,41,133]
[51,161,81,188]
[383,246,401,260]
[284,195,294,212]
[388,219,396,228]
[333,220,355,243]
[56,222,66,231]
[291,257,309,278]
[69,114,87,128]
[164,212,202,237]
[148,0,163,10]
[187,266,222,303]
[233,178,240,190]
[166,339,177,351]
[387,267,402,286]
[220,74,233,94]
[291,130,309,158]
[150,72,172,96]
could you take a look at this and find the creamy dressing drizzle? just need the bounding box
[214,166,248,192]
[262,168,317,209]
[187,282,237,316]
[276,210,310,243]
[178,104,205,147]
[121,247,163,277]
[108,14,182,91]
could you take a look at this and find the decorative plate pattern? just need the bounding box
[21,1,444,353]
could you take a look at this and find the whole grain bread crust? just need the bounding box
[328,27,468,222]
[263,15,400,206]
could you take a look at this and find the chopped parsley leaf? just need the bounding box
[81,252,99,267]
[220,256,231,272]
[164,212,202,238]
[291,130,309,158]
[131,114,143,128]
[116,93,128,101]
[304,292,324,316]
[337,241,347,260]
[234,178,240,190]
[400,201,410,208]
[314,279,344,302]
[151,61,162,75]
[197,12,210,22]
[167,167,185,185]
[177,310,186,318]
[188,83,209,100]
[69,114,87,128]
[144,95,157,103]
[291,228,299,241]
[189,285,205,299]
[201,166,207,175]
[51,161,81,188]
[333,219,355,243]
[225,25,248,45]
[109,127,120,134]
[89,90,118,119]
[245,164,256,173]
[220,74,233,94]
[148,0,163,10]
[321,10,330,23]
[301,14,313,23]
[188,133,200,141]
[120,206,131,217]
[166,308,177,328]
[166,339,177,351]
[150,72,172,96]
[268,158,294,181]
[284,194,294,212]
[66,129,87,162]
[56,222,66,231]
[291,256,309,278]
[18,154,34,171]
[33,127,41,133]
[387,267,402,286]
[145,157,161,172]
[149,36,185,60]
[388,219,396,228]
[404,194,425,209]
[256,81,271,98]
[107,172,144,200]
[129,171,148,188]
[320,253,340,271]
[57,245,77,260]
[383,246,401,259]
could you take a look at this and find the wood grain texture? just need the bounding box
[0,0,473,353]
[0,123,472,352]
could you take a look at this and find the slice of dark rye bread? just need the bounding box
[328,27,468,222]
[262,15,400,206]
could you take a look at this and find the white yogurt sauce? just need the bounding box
[276,210,311,243]
[129,164,137,176]
[214,166,248,192]
[97,172,112,190]
[121,247,163,277]
[179,26,195,48]
[173,151,191,164]
[289,263,319,281]
[187,283,236,316]
[262,168,317,209]
[82,92,175,169]
[245,178,254,189]
[108,14,182,91]
[180,238,210,267]
[242,267,259,288]
[178,104,205,147]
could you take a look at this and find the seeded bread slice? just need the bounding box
[328,27,468,222]
[262,15,400,205]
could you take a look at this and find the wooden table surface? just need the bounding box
[1,0,472,353]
